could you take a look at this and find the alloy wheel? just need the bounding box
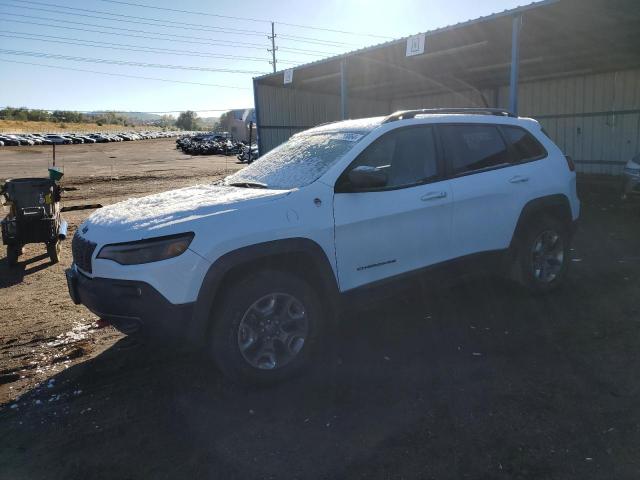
[531,230,564,283]
[237,293,309,370]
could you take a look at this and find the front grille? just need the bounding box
[72,231,97,273]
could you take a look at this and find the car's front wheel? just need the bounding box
[210,270,323,385]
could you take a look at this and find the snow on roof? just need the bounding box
[302,116,386,135]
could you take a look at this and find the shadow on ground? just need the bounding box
[1,180,639,479]
[0,252,54,289]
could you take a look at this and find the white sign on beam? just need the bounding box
[284,69,294,84]
[406,33,426,57]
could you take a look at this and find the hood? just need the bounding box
[83,184,289,240]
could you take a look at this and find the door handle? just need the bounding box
[420,191,447,201]
[509,175,530,183]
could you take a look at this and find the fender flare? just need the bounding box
[510,194,573,250]
[189,237,339,343]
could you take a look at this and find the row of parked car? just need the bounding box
[0,131,184,147]
[176,133,259,163]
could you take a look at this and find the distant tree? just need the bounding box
[218,111,233,132]
[176,110,199,130]
[157,114,175,128]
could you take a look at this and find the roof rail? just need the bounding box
[382,108,516,123]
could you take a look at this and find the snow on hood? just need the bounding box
[86,184,288,232]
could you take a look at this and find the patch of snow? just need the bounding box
[47,321,93,347]
[304,117,384,135]
[225,132,365,190]
[88,184,286,230]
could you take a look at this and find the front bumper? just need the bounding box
[66,267,196,340]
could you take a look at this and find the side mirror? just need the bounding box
[348,166,387,189]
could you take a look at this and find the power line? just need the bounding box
[95,0,394,39]
[0,2,268,38]
[0,16,339,55]
[276,21,392,39]
[7,0,362,48]
[0,31,304,65]
[98,0,268,24]
[278,34,361,48]
[1,12,269,48]
[5,19,337,57]
[0,48,268,74]
[0,32,282,63]
[0,59,251,89]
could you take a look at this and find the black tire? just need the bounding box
[47,240,61,264]
[513,214,571,294]
[7,244,20,266]
[210,270,323,386]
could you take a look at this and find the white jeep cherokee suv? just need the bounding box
[66,108,580,384]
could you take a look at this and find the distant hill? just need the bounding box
[86,111,162,122]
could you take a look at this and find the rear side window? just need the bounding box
[502,126,547,162]
[440,125,511,175]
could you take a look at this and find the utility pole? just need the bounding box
[267,21,277,73]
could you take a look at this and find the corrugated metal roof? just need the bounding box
[255,0,559,81]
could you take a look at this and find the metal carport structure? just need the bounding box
[253,0,640,175]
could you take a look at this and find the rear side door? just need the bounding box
[333,125,453,292]
[441,123,548,258]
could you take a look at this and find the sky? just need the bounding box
[0,0,528,117]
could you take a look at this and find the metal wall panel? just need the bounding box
[521,69,640,175]
[391,69,640,175]
[257,68,640,175]
[256,85,389,152]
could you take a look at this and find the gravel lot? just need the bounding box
[1,140,639,479]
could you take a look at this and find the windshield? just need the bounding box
[224,131,365,189]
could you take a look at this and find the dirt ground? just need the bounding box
[1,141,639,479]
[0,139,241,405]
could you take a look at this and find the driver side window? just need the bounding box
[340,126,439,191]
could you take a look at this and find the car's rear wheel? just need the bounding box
[210,270,322,385]
[515,214,571,293]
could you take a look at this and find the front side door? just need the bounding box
[333,125,453,292]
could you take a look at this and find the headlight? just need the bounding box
[97,232,194,265]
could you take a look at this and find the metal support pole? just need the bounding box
[268,22,277,73]
[52,143,56,167]
[252,77,262,156]
[340,58,348,120]
[248,121,253,162]
[509,15,522,116]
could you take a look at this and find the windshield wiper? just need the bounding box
[228,181,268,189]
